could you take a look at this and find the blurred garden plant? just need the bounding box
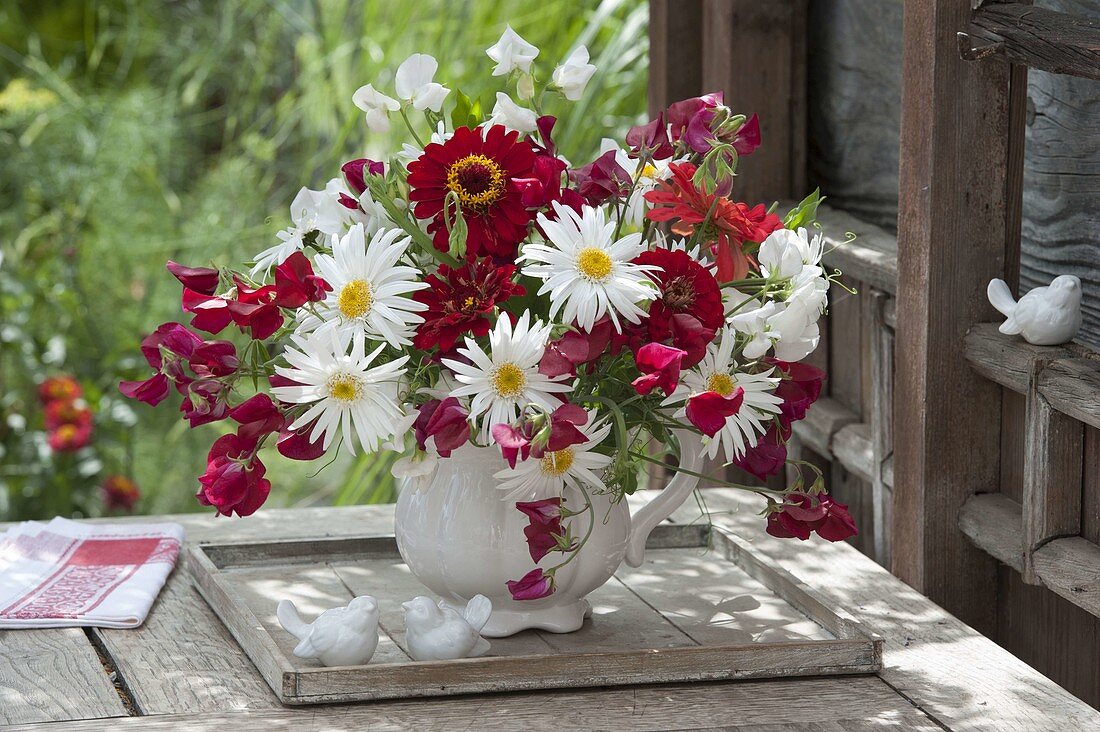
[0,0,648,520]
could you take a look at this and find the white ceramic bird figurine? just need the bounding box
[987,275,1082,346]
[402,594,492,662]
[276,595,379,667]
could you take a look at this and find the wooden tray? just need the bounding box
[185,523,882,705]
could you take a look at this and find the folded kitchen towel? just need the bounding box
[0,517,183,629]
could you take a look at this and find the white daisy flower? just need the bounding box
[251,187,348,277]
[664,326,783,462]
[297,224,428,348]
[442,312,572,441]
[494,413,613,501]
[520,202,657,331]
[272,330,409,455]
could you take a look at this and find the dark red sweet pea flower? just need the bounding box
[180,379,229,428]
[229,393,286,440]
[119,373,171,406]
[196,433,271,517]
[539,319,613,378]
[668,313,717,369]
[765,493,857,542]
[732,423,790,481]
[631,343,685,397]
[634,248,724,342]
[341,158,385,196]
[167,261,219,296]
[506,568,555,601]
[626,112,674,160]
[414,397,470,457]
[570,149,632,206]
[408,124,537,259]
[516,497,566,562]
[189,340,239,379]
[685,389,745,437]
[274,252,331,309]
[228,279,284,340]
[276,418,326,461]
[182,289,234,335]
[535,403,588,457]
[765,358,827,429]
[139,323,203,370]
[413,260,525,352]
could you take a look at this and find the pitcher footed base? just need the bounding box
[442,599,593,638]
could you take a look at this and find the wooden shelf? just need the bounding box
[791,397,886,489]
[959,493,1025,573]
[961,2,1100,82]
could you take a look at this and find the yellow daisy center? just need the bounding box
[327,374,364,403]
[540,448,575,477]
[337,279,373,320]
[490,362,527,398]
[577,247,613,281]
[707,372,736,397]
[446,154,506,211]
[640,163,658,178]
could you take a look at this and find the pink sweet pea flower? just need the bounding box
[492,422,533,468]
[731,113,761,156]
[626,112,673,160]
[539,319,612,377]
[685,388,745,437]
[506,568,555,601]
[631,343,685,396]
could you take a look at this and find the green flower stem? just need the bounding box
[399,107,426,148]
[628,449,783,498]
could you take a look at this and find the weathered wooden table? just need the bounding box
[2,488,1097,730]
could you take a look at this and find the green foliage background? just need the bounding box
[0,0,648,519]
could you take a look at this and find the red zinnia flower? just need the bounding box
[47,421,93,452]
[634,248,724,342]
[407,125,537,259]
[413,259,525,352]
[38,376,83,404]
[102,475,141,512]
[644,163,782,281]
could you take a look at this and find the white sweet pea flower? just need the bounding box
[758,227,825,280]
[352,83,400,133]
[552,45,597,101]
[251,187,347,276]
[488,92,538,133]
[392,452,439,493]
[485,25,539,76]
[729,300,784,360]
[767,299,821,362]
[394,53,450,112]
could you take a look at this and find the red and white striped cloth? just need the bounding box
[0,517,183,628]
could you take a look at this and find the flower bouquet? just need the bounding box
[121,27,855,635]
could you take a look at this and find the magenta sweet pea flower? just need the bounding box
[685,389,745,437]
[732,423,789,481]
[631,343,686,396]
[506,568,555,601]
[180,379,229,428]
[516,497,565,562]
[273,252,331,309]
[189,340,239,378]
[118,373,171,406]
[341,158,385,196]
[570,149,632,205]
[626,112,673,160]
[230,393,286,440]
[414,397,470,457]
[765,493,858,542]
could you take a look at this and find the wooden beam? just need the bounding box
[962,323,1071,394]
[1039,358,1100,431]
[1031,537,1100,617]
[893,0,1020,629]
[1022,359,1084,583]
[701,0,807,201]
[647,0,703,117]
[870,289,895,566]
[961,2,1100,81]
[959,493,1026,572]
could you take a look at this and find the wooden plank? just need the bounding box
[2,676,935,731]
[790,396,859,458]
[870,289,895,565]
[647,0,703,116]
[1022,360,1084,583]
[832,423,874,485]
[965,2,1100,81]
[958,493,1026,572]
[701,0,807,202]
[0,629,127,724]
[1032,536,1100,618]
[962,322,1071,393]
[1083,426,1100,545]
[1039,357,1100,430]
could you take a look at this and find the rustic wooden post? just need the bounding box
[893,0,1025,630]
[700,0,807,202]
[648,0,704,118]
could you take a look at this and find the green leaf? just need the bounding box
[450,90,482,129]
[783,188,824,230]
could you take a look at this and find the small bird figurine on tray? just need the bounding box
[276,595,380,667]
[402,594,492,661]
[987,275,1083,346]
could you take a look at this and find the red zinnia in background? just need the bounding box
[407,125,537,259]
[634,248,724,341]
[644,162,782,281]
[413,259,525,352]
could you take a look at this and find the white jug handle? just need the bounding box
[624,430,704,567]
